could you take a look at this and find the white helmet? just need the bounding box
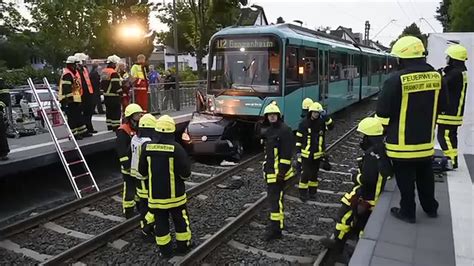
[74,53,89,64]
[106,54,121,64]
[66,56,78,64]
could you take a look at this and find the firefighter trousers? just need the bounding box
[65,102,87,137]
[82,95,96,133]
[136,180,154,232]
[267,181,285,232]
[133,88,148,112]
[299,158,320,195]
[122,174,137,219]
[437,124,459,167]
[0,114,9,157]
[104,97,121,131]
[393,160,439,219]
[150,205,192,256]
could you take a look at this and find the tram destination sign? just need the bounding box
[215,38,276,49]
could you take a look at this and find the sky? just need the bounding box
[149,0,444,47]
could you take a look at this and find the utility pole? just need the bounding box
[173,0,180,111]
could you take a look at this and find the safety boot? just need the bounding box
[158,244,173,259]
[309,187,318,200]
[175,241,194,255]
[141,225,155,243]
[263,229,282,241]
[299,189,309,202]
[124,208,135,219]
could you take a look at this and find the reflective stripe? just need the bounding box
[169,157,175,198]
[438,114,463,121]
[457,72,467,117]
[103,93,120,96]
[296,142,302,147]
[325,118,333,125]
[278,191,284,229]
[280,159,291,165]
[374,174,383,203]
[123,182,136,209]
[156,234,171,245]
[443,129,456,161]
[313,151,324,159]
[385,142,434,151]
[386,149,434,159]
[296,132,303,137]
[308,181,318,187]
[120,156,129,162]
[121,169,131,175]
[437,118,463,126]
[146,144,175,152]
[176,209,192,242]
[148,194,187,209]
[270,213,282,221]
[375,114,390,126]
[273,148,279,176]
[336,210,353,240]
[299,182,309,189]
[62,80,72,85]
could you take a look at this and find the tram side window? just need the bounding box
[353,55,361,78]
[329,51,348,81]
[303,48,318,84]
[361,55,369,76]
[286,47,300,86]
[370,57,382,74]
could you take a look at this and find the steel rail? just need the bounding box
[0,183,122,239]
[40,152,262,265]
[177,122,362,265]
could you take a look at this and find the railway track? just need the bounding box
[0,98,377,265]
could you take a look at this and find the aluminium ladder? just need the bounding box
[27,77,99,199]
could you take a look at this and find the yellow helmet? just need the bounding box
[357,117,384,136]
[156,115,176,133]
[302,98,313,110]
[124,103,143,117]
[139,114,157,129]
[309,102,323,112]
[264,103,281,115]
[445,44,468,61]
[391,36,425,59]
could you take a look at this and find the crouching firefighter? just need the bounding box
[139,115,193,258]
[261,103,295,241]
[130,113,157,241]
[321,117,392,263]
[116,103,144,218]
[296,102,334,201]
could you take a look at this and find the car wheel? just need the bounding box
[232,140,244,161]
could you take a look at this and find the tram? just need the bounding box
[181,23,396,158]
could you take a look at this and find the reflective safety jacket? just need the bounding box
[100,67,122,97]
[437,61,468,126]
[116,123,136,175]
[262,121,295,183]
[296,116,334,160]
[376,59,447,160]
[341,142,393,208]
[138,134,191,209]
[77,66,94,95]
[130,135,152,199]
[59,68,83,103]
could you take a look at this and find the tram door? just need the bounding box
[318,50,329,104]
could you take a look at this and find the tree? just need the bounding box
[435,0,451,32]
[156,0,241,78]
[449,0,474,31]
[390,23,427,47]
[276,17,285,24]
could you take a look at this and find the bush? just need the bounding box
[0,66,59,87]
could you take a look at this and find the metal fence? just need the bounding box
[142,80,207,114]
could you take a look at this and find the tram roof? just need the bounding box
[213,24,389,57]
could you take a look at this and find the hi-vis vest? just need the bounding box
[385,71,442,159]
[101,68,121,96]
[80,66,94,94]
[437,71,468,126]
[59,68,82,102]
[130,135,151,180]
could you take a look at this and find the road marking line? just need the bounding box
[80,207,125,222]
[43,222,94,240]
[0,239,52,262]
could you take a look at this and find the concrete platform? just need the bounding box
[0,107,195,179]
[350,123,474,266]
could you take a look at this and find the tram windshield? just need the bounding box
[209,36,280,95]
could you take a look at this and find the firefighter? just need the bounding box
[59,56,89,139]
[436,44,469,169]
[130,113,157,241]
[296,102,334,201]
[101,55,123,131]
[138,115,192,258]
[261,103,295,241]
[321,117,393,263]
[116,103,144,219]
[130,54,149,111]
[376,36,446,223]
[0,78,10,160]
[301,98,313,118]
[74,53,97,134]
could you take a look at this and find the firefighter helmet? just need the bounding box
[445,44,468,61]
[65,56,77,64]
[302,98,313,110]
[124,103,143,117]
[156,115,176,133]
[139,114,157,129]
[309,102,323,112]
[106,55,121,64]
[391,36,425,59]
[264,103,281,115]
[357,117,384,136]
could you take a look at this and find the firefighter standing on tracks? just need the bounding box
[130,113,157,241]
[295,98,314,181]
[436,44,469,169]
[321,117,393,263]
[296,102,334,201]
[59,56,89,139]
[0,78,10,160]
[117,103,144,219]
[139,115,192,258]
[74,53,97,134]
[261,103,295,241]
[101,55,123,131]
[376,36,446,223]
